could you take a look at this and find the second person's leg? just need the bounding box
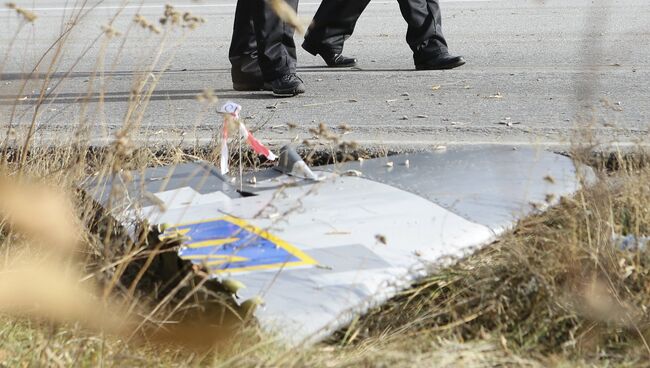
[302,0,370,67]
[251,0,305,96]
[252,0,297,81]
[396,0,465,70]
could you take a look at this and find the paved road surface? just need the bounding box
[1,0,648,150]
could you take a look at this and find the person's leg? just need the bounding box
[251,0,298,82]
[396,0,464,69]
[396,0,447,56]
[302,0,371,56]
[251,0,304,96]
[229,0,266,90]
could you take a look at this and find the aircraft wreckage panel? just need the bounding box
[322,145,592,233]
[141,175,494,343]
[84,162,241,210]
[85,146,592,344]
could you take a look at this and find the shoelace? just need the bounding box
[282,73,303,83]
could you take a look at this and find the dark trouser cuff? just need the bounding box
[302,40,342,57]
[413,44,449,65]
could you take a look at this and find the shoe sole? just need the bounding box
[326,62,358,68]
[233,83,272,91]
[415,59,466,71]
[273,89,305,98]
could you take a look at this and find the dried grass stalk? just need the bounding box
[268,0,306,35]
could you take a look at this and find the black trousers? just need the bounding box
[303,0,448,64]
[229,0,299,82]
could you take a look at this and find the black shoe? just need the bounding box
[321,53,357,68]
[271,74,305,97]
[302,42,357,68]
[415,53,465,70]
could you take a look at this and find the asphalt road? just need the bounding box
[1,0,648,150]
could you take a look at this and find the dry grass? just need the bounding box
[3,141,650,366]
[1,1,650,367]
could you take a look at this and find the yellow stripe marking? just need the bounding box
[186,237,240,248]
[168,215,319,274]
[183,254,249,265]
[159,228,191,240]
[205,255,249,266]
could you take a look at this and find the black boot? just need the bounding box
[271,73,306,97]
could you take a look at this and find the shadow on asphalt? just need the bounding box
[0,67,418,82]
[0,88,286,105]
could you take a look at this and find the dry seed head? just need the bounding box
[9,5,37,22]
[183,13,205,29]
[268,0,305,34]
[197,88,218,104]
[134,14,151,28]
[240,296,264,318]
[188,13,204,23]
[224,115,240,133]
[149,24,162,34]
[101,24,122,38]
[163,4,181,25]
[339,141,358,151]
[222,279,246,295]
[113,130,135,160]
[161,5,204,29]
[17,8,36,22]
[122,171,133,182]
[543,174,555,184]
[309,122,339,142]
